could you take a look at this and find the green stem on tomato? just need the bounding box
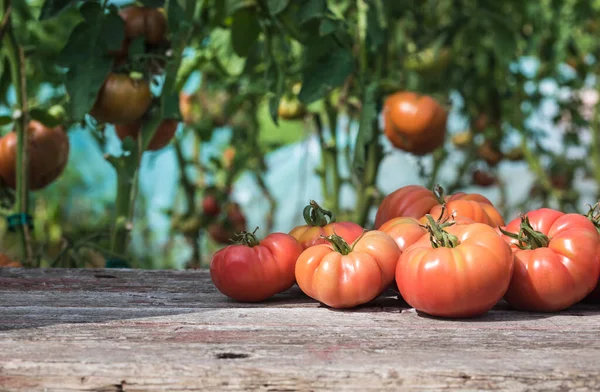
[2,0,34,264]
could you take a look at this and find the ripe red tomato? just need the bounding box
[397,219,514,318]
[378,217,427,253]
[0,120,70,190]
[382,91,447,155]
[472,169,497,187]
[288,200,364,249]
[499,208,600,312]
[374,185,505,229]
[90,73,153,125]
[202,195,221,217]
[114,119,178,151]
[210,231,303,302]
[295,231,401,308]
[119,6,168,45]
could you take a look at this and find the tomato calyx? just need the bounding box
[234,227,261,247]
[584,202,600,234]
[499,215,550,250]
[422,214,460,248]
[303,200,335,227]
[321,229,366,255]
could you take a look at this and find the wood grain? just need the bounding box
[1,268,599,391]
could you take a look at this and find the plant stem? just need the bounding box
[2,0,33,264]
[592,83,600,200]
[354,124,382,227]
[323,99,341,216]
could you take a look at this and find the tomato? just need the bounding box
[451,131,472,148]
[278,97,307,120]
[471,169,497,187]
[288,200,364,249]
[504,147,524,161]
[378,217,427,253]
[222,147,236,169]
[397,218,514,318]
[374,185,441,229]
[472,113,489,133]
[382,91,447,155]
[403,47,451,74]
[0,120,70,190]
[179,93,195,125]
[0,253,21,268]
[202,195,221,217]
[208,202,247,245]
[119,6,168,45]
[210,230,303,302]
[477,141,504,166]
[374,184,505,229]
[115,119,178,151]
[499,208,600,312]
[90,73,153,125]
[295,231,401,308]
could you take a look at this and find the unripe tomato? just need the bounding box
[90,73,153,125]
[115,119,178,151]
[382,91,447,155]
[278,97,307,120]
[451,131,472,148]
[403,47,451,74]
[210,231,303,302]
[119,6,168,45]
[202,195,221,217]
[0,120,70,190]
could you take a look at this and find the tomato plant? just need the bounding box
[295,231,400,309]
[0,121,70,191]
[90,73,153,125]
[397,216,514,318]
[115,119,178,151]
[382,91,448,155]
[288,200,364,249]
[499,208,600,312]
[210,230,303,302]
[207,202,247,245]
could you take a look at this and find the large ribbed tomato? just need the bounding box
[0,121,70,190]
[374,185,505,229]
[289,200,364,249]
[295,231,400,308]
[397,218,514,318]
[382,91,447,155]
[90,73,153,125]
[115,119,178,151]
[499,208,600,312]
[210,231,303,302]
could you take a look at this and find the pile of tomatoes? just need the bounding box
[210,184,600,318]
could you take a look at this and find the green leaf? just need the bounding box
[39,0,79,20]
[0,116,13,126]
[65,60,112,121]
[267,0,290,15]
[30,108,63,127]
[226,0,256,15]
[297,0,326,24]
[140,0,165,7]
[128,36,146,60]
[161,90,182,120]
[268,95,281,126]
[298,47,354,104]
[58,2,125,66]
[319,18,338,36]
[353,82,378,175]
[167,0,187,34]
[366,3,385,52]
[231,7,261,57]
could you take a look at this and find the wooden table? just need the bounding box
[1,268,599,391]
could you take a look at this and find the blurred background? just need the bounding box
[1,0,599,269]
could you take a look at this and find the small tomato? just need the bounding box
[115,119,178,151]
[90,73,153,125]
[210,230,303,302]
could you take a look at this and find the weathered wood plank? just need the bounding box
[1,268,599,391]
